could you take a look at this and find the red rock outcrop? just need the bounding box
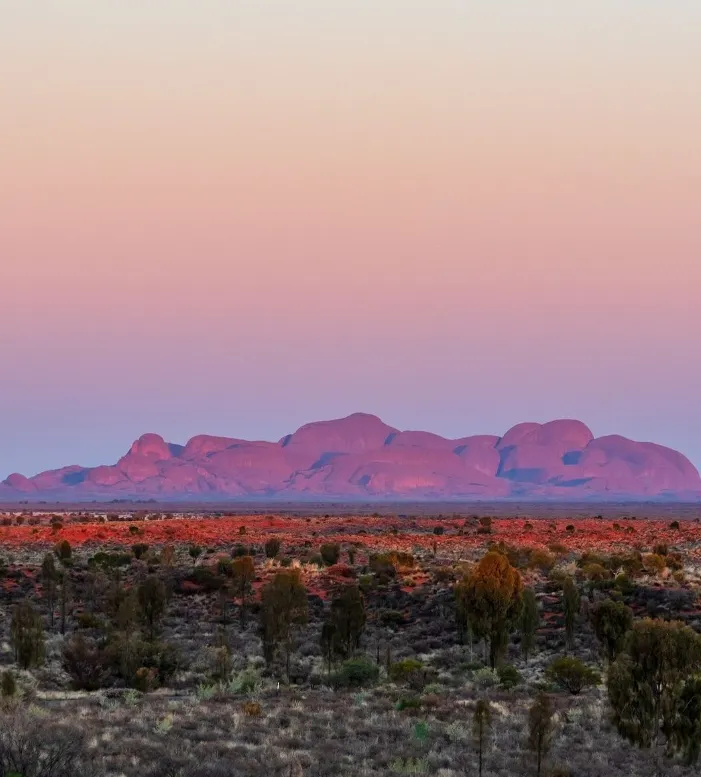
[2,414,699,500]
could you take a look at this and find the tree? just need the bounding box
[528,693,554,777]
[264,538,281,559]
[232,555,255,628]
[59,568,70,635]
[546,656,600,695]
[562,576,580,650]
[62,634,108,691]
[0,706,91,777]
[132,543,149,560]
[455,551,523,668]
[320,621,336,675]
[260,569,308,679]
[591,598,633,661]
[327,584,366,659]
[608,619,701,758]
[10,602,45,670]
[520,587,539,663]
[473,699,492,777]
[320,543,341,566]
[41,553,57,631]
[54,539,72,564]
[188,545,202,566]
[138,575,167,641]
[671,676,701,765]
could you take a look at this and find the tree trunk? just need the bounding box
[478,720,483,777]
[60,576,67,635]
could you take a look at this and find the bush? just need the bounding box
[473,667,499,688]
[243,701,262,717]
[330,656,380,688]
[546,657,600,695]
[63,634,109,691]
[389,659,424,682]
[10,602,44,670]
[498,664,523,689]
[0,707,91,777]
[396,695,423,712]
[107,636,178,690]
[390,659,426,690]
[265,538,281,558]
[320,543,341,566]
[230,667,262,695]
[1,671,16,698]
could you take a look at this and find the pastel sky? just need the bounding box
[2,1,700,477]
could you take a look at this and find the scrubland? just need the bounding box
[0,509,700,776]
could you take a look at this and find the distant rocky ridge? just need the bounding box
[2,414,700,501]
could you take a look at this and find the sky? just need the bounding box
[1,1,700,477]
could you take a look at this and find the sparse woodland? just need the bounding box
[0,510,701,776]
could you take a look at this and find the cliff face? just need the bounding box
[2,413,700,501]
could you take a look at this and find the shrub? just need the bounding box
[389,659,426,690]
[331,656,379,688]
[265,538,281,558]
[132,543,149,559]
[54,539,72,563]
[498,664,522,689]
[396,695,423,712]
[320,543,341,566]
[107,635,178,690]
[10,602,44,670]
[546,657,600,695]
[63,634,109,691]
[1,671,16,698]
[243,701,262,717]
[473,667,499,688]
[230,667,262,695]
[0,707,91,777]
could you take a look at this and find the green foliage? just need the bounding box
[260,568,308,678]
[389,659,424,683]
[132,543,149,560]
[455,551,523,668]
[326,583,366,660]
[1,670,16,698]
[562,576,580,649]
[10,602,45,670]
[137,575,167,641]
[671,676,701,764]
[320,543,341,566]
[520,587,539,662]
[190,566,224,591]
[62,633,109,691]
[107,634,178,690]
[546,656,600,695]
[395,695,423,712]
[412,720,430,743]
[497,664,522,689]
[528,693,555,777]
[232,555,256,627]
[54,539,72,564]
[330,656,380,688]
[89,551,131,569]
[265,538,281,558]
[591,598,633,661]
[608,619,701,758]
[229,667,262,695]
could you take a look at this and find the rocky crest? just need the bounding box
[2,413,699,501]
